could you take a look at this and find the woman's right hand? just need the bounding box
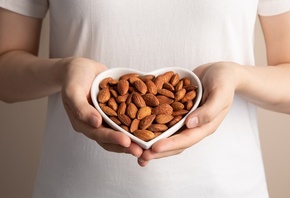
[59,57,143,157]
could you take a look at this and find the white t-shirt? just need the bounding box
[1,1,290,197]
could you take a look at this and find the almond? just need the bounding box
[170,73,180,86]
[157,89,174,99]
[130,118,140,132]
[134,79,148,94]
[99,77,113,89]
[139,114,156,130]
[156,95,173,104]
[100,105,117,116]
[154,75,165,90]
[134,130,155,141]
[145,79,157,95]
[174,88,186,102]
[181,90,196,103]
[143,93,159,107]
[163,71,174,83]
[97,88,111,103]
[117,79,129,96]
[137,106,152,120]
[132,92,146,108]
[172,109,188,116]
[155,114,174,124]
[153,104,173,115]
[126,103,138,119]
[171,101,184,111]
[117,102,127,115]
[119,73,139,80]
[168,115,183,127]
[148,124,168,132]
[118,114,132,127]
[107,97,118,111]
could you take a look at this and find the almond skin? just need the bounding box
[155,114,174,124]
[100,105,117,116]
[130,118,140,132]
[145,79,158,95]
[118,114,132,127]
[117,79,129,96]
[137,106,152,120]
[139,114,156,130]
[181,90,196,103]
[134,130,155,141]
[97,88,111,103]
[143,93,159,107]
[134,79,148,94]
[126,103,138,119]
[153,103,173,115]
[132,92,146,108]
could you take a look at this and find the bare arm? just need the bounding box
[234,11,290,113]
[0,8,62,102]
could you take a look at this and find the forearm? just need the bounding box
[0,50,63,103]
[236,63,290,114]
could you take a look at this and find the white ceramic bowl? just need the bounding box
[91,67,202,149]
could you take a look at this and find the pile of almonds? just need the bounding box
[97,71,198,142]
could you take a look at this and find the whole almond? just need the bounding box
[185,100,194,111]
[100,105,117,116]
[170,73,180,86]
[132,92,146,108]
[172,109,189,116]
[156,95,173,105]
[163,71,174,83]
[168,115,183,127]
[157,89,174,99]
[163,82,175,91]
[116,93,129,103]
[145,79,157,95]
[99,77,113,89]
[174,88,186,102]
[153,104,173,115]
[175,80,183,91]
[154,75,165,90]
[126,103,138,119]
[134,79,148,94]
[119,73,139,80]
[137,106,152,120]
[171,101,185,111]
[97,88,111,103]
[118,114,132,126]
[130,118,140,132]
[134,130,155,142]
[117,79,129,96]
[107,97,118,111]
[110,116,121,125]
[181,90,196,103]
[117,102,127,115]
[143,93,159,107]
[139,114,156,130]
[155,114,174,124]
[182,77,191,86]
[148,124,168,132]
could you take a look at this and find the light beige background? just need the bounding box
[0,14,289,198]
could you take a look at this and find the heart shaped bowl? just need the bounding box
[91,67,202,149]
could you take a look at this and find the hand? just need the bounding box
[138,62,241,166]
[60,57,143,157]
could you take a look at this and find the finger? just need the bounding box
[63,86,102,128]
[185,87,232,128]
[152,109,227,153]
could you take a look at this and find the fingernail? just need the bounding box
[89,115,100,128]
[187,117,199,128]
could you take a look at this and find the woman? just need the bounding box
[0,1,290,197]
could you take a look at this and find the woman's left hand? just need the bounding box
[138,62,241,166]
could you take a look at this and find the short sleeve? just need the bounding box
[0,0,48,19]
[258,0,290,16]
